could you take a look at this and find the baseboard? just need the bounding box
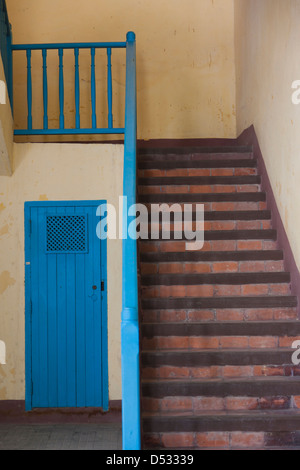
[237,125,300,314]
[0,400,122,424]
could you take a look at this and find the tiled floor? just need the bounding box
[0,423,122,450]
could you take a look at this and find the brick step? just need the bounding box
[142,410,300,435]
[139,240,277,254]
[138,158,257,171]
[139,184,261,195]
[138,175,261,186]
[141,348,295,368]
[139,229,276,241]
[141,260,284,275]
[138,146,252,157]
[141,272,289,286]
[141,321,300,338]
[141,307,298,323]
[142,394,300,412]
[138,167,258,177]
[140,249,282,263]
[142,428,300,450]
[141,296,298,311]
[139,192,266,205]
[141,363,300,380]
[141,284,291,299]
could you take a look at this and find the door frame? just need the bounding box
[24,200,108,411]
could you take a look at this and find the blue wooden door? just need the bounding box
[25,201,108,411]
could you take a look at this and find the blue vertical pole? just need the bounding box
[42,49,48,130]
[90,47,97,129]
[121,31,140,451]
[74,47,80,129]
[58,48,64,130]
[107,47,113,129]
[26,49,32,130]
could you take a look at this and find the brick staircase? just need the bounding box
[137,145,300,450]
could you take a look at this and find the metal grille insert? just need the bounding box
[46,215,87,253]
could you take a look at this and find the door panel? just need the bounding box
[25,201,108,410]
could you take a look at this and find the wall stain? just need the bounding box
[0,203,6,213]
[39,194,48,201]
[0,271,16,295]
[0,224,9,237]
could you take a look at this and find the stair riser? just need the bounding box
[139,240,277,254]
[142,364,300,380]
[139,185,260,195]
[141,308,298,322]
[141,284,291,299]
[142,395,300,412]
[141,260,284,275]
[143,431,300,450]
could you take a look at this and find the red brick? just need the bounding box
[190,366,221,378]
[279,336,300,348]
[210,240,237,251]
[193,397,225,411]
[225,397,258,410]
[293,396,300,409]
[184,263,211,273]
[142,286,161,298]
[253,366,284,377]
[274,308,298,320]
[139,242,159,253]
[258,397,290,410]
[269,283,290,295]
[210,221,236,230]
[265,260,284,272]
[238,240,263,251]
[237,184,259,192]
[249,336,278,348]
[157,336,189,349]
[161,433,194,448]
[159,310,187,322]
[212,262,239,273]
[189,336,219,349]
[143,433,161,449]
[159,366,190,379]
[187,309,215,321]
[234,168,257,176]
[186,285,214,297]
[211,168,234,176]
[188,168,210,176]
[196,432,230,448]
[239,261,265,272]
[142,367,160,379]
[219,336,248,348]
[211,202,235,211]
[215,285,241,296]
[161,397,193,411]
[158,263,183,274]
[159,241,186,252]
[189,185,212,193]
[215,309,244,321]
[234,202,260,210]
[231,432,264,448]
[245,308,274,321]
[242,284,269,295]
[263,240,277,249]
[213,185,236,193]
[163,185,189,194]
[166,168,189,177]
[223,366,253,378]
[236,220,262,230]
[141,263,158,274]
[160,285,186,297]
[142,397,160,412]
[143,169,165,177]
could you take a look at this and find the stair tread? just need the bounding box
[141,272,289,285]
[139,192,265,203]
[138,146,253,155]
[142,296,298,309]
[138,175,261,185]
[138,159,257,170]
[141,321,300,337]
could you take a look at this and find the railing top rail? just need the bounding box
[12,41,126,51]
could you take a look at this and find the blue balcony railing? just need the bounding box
[1,16,140,449]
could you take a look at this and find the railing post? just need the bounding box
[121,31,140,451]
[26,49,32,130]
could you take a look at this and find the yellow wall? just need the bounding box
[0,54,13,174]
[6,0,236,141]
[0,143,123,400]
[235,0,300,271]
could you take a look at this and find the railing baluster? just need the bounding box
[107,47,113,129]
[74,47,80,129]
[26,49,32,130]
[42,49,48,130]
[90,47,97,129]
[58,48,64,130]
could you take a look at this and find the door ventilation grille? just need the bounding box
[46,215,88,253]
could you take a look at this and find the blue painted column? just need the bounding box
[121,31,140,451]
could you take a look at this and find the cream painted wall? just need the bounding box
[235,0,300,271]
[0,54,13,174]
[6,0,236,141]
[0,143,123,401]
